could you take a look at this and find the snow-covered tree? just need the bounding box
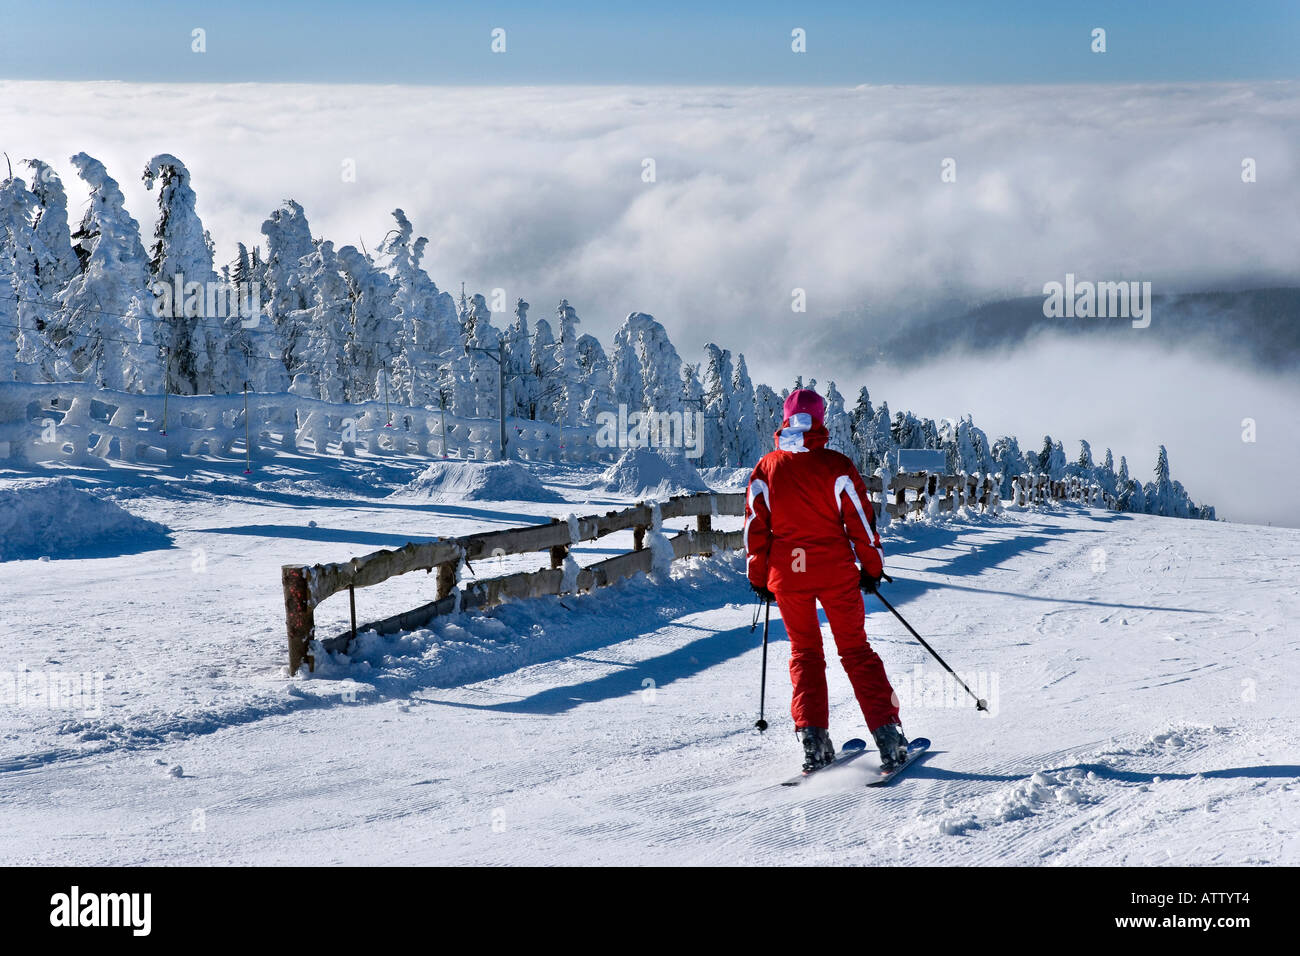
[991,435,1025,498]
[381,209,458,406]
[941,415,992,475]
[864,402,894,473]
[0,175,63,382]
[1096,447,1117,498]
[259,200,315,387]
[824,381,853,456]
[336,244,397,402]
[22,159,78,295]
[503,298,532,418]
[610,312,683,415]
[142,154,221,394]
[1037,435,1068,480]
[289,240,351,402]
[1143,444,1192,517]
[551,300,585,428]
[58,153,148,389]
[731,354,762,467]
[576,332,614,423]
[849,386,874,469]
[892,411,927,450]
[528,316,556,420]
[700,344,734,467]
[754,383,783,448]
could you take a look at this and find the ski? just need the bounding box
[780,737,869,786]
[864,737,930,787]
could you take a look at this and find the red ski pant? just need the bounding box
[776,581,899,732]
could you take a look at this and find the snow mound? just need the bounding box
[698,466,752,491]
[937,769,1093,836]
[393,460,563,503]
[599,449,709,498]
[0,478,172,561]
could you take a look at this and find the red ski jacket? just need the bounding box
[744,416,883,594]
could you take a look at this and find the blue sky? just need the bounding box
[1,0,1296,84]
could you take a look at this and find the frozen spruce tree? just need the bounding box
[259,200,315,386]
[120,294,166,394]
[1037,435,1068,480]
[1144,444,1189,517]
[528,315,556,420]
[336,244,397,402]
[892,411,927,450]
[58,153,148,389]
[1097,448,1118,498]
[503,298,532,418]
[991,435,1026,498]
[754,384,784,443]
[576,332,614,423]
[609,312,683,416]
[1073,439,1094,477]
[142,154,223,394]
[22,159,78,295]
[865,401,894,473]
[849,386,874,469]
[0,175,63,381]
[382,209,458,404]
[824,382,853,457]
[1050,439,1068,480]
[731,354,762,467]
[681,362,705,454]
[290,240,351,402]
[701,344,734,467]
[551,300,586,428]
[464,293,500,420]
[940,415,991,475]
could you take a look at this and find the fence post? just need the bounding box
[436,561,457,599]
[283,565,315,676]
[894,476,907,522]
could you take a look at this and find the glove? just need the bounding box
[859,567,883,594]
[750,582,776,604]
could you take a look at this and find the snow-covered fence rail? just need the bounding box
[281,491,746,675]
[0,382,616,466]
[876,471,1004,520]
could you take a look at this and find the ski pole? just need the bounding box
[872,574,988,712]
[755,600,770,732]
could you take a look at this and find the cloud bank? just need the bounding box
[2,80,1297,523]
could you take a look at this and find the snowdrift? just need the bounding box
[393,460,563,503]
[698,466,752,491]
[598,449,709,498]
[0,478,172,561]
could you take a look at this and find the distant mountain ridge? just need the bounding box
[853,287,1300,370]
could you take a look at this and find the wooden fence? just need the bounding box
[0,381,613,466]
[282,492,745,675]
[281,470,1104,675]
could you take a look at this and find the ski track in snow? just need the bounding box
[1,460,1297,865]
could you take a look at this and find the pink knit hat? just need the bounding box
[782,388,824,424]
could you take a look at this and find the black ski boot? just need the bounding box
[797,727,836,773]
[872,723,909,773]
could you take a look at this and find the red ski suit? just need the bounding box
[744,415,899,732]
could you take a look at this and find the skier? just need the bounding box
[744,387,909,774]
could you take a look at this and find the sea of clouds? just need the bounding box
[3,80,1297,523]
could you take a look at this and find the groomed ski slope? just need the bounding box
[1,458,1297,865]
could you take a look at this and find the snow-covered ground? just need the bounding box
[1,455,1297,865]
